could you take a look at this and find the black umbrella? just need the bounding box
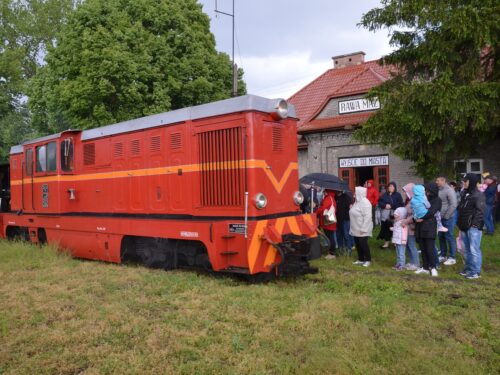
[300,173,349,192]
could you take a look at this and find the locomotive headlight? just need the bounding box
[274,99,288,119]
[293,191,304,205]
[254,193,268,209]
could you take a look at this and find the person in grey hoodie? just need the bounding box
[349,186,373,267]
[436,176,458,265]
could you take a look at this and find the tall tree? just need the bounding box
[355,0,499,179]
[29,0,246,133]
[0,0,76,159]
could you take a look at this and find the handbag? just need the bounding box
[323,197,337,225]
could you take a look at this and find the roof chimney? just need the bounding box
[332,51,365,69]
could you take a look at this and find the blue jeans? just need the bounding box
[433,243,440,267]
[323,229,337,255]
[460,227,483,275]
[406,235,420,267]
[337,221,354,250]
[484,204,494,234]
[438,215,457,259]
[395,244,406,266]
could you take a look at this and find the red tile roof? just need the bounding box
[299,112,373,133]
[288,59,392,134]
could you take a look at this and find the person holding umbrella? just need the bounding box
[317,189,338,259]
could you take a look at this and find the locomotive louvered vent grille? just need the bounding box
[198,127,243,206]
[113,143,123,158]
[272,127,283,151]
[150,136,161,153]
[170,132,182,149]
[131,140,140,155]
[83,143,95,166]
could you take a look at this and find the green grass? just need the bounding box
[0,227,499,375]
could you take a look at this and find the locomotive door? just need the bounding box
[23,148,34,211]
[166,128,188,212]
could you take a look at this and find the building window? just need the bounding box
[454,159,483,180]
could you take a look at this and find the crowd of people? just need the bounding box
[302,172,498,280]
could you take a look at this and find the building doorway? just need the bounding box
[356,167,374,187]
[339,165,389,194]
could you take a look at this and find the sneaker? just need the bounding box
[392,264,404,271]
[459,270,468,277]
[438,226,448,232]
[431,268,438,277]
[362,261,371,267]
[324,254,336,260]
[443,258,456,266]
[405,264,418,271]
[414,268,427,274]
[352,260,364,265]
[465,273,481,280]
[438,256,447,263]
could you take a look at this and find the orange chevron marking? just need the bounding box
[229,159,297,193]
[248,220,268,273]
[263,217,286,267]
[286,217,302,235]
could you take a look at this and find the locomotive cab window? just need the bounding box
[61,138,74,172]
[36,141,57,173]
[25,149,33,176]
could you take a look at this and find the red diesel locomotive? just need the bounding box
[0,95,320,277]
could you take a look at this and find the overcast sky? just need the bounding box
[198,0,393,99]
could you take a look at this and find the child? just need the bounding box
[391,207,408,270]
[411,185,447,232]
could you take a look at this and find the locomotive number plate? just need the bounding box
[42,184,49,208]
[228,223,246,234]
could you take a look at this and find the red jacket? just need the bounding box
[317,191,337,230]
[366,179,378,207]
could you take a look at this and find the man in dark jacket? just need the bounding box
[335,190,354,253]
[415,183,442,277]
[457,173,486,279]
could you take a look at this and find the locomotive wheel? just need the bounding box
[135,237,173,269]
[120,236,211,272]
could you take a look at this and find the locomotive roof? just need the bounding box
[10,95,296,154]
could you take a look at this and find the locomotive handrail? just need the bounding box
[244,132,249,238]
[21,161,24,210]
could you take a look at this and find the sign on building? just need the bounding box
[338,98,380,114]
[339,155,389,168]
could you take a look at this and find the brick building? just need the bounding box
[289,51,500,192]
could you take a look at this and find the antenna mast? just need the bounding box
[215,0,237,97]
